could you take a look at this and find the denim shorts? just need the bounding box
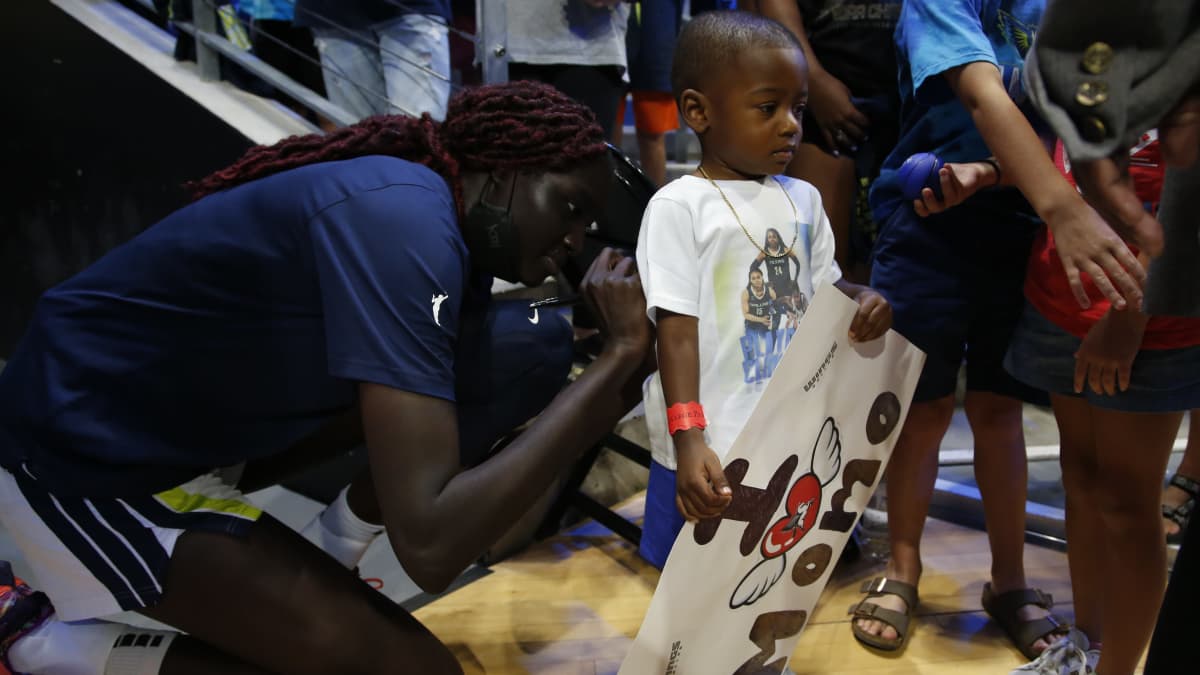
[1005,303,1200,413]
[313,13,450,120]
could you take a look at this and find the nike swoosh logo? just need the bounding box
[528,308,539,325]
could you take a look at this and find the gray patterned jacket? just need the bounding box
[1025,0,1200,316]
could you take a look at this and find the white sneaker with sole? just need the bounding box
[1009,628,1093,675]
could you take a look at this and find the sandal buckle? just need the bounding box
[860,577,888,594]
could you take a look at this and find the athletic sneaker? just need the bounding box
[0,562,54,675]
[1009,628,1096,675]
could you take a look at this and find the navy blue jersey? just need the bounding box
[0,156,486,496]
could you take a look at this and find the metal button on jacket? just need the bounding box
[1075,81,1110,107]
[1080,116,1108,142]
[1081,42,1114,74]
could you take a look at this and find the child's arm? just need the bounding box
[912,160,1001,216]
[1074,305,1148,396]
[1074,250,1152,395]
[833,279,892,342]
[657,310,733,522]
[943,62,1145,311]
[756,0,869,154]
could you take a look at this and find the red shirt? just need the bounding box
[1024,136,1200,350]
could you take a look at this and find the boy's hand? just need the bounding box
[848,289,892,342]
[913,162,996,217]
[675,442,733,522]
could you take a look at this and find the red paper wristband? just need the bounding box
[667,401,708,435]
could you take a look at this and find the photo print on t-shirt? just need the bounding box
[740,226,807,385]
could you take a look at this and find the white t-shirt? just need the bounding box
[636,175,842,470]
[506,0,629,68]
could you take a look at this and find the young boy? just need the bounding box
[635,10,891,570]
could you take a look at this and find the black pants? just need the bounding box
[452,299,575,466]
[1144,518,1199,673]
[506,63,624,139]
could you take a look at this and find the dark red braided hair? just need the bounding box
[186,80,609,211]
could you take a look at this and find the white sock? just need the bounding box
[299,485,384,569]
[7,616,123,675]
[103,629,176,675]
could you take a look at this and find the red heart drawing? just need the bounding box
[760,473,822,559]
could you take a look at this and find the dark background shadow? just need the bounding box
[1,0,253,355]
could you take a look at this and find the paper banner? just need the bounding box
[620,285,925,674]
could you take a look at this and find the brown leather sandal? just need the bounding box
[850,577,919,651]
[980,582,1070,660]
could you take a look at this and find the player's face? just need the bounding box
[750,270,765,290]
[510,156,611,287]
[701,47,807,179]
[766,229,781,248]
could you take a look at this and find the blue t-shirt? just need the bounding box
[869,0,1047,221]
[293,0,452,29]
[0,156,485,496]
[234,0,295,21]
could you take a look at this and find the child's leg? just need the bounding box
[1162,409,1199,539]
[1055,394,1182,673]
[965,390,1060,653]
[639,461,687,570]
[965,392,1027,588]
[1087,405,1181,674]
[853,394,955,641]
[635,129,668,187]
[1053,394,1105,642]
[857,202,973,643]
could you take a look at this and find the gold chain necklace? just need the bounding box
[698,166,799,259]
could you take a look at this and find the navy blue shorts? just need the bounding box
[1005,304,1200,413]
[638,460,685,570]
[625,0,682,93]
[870,193,1047,404]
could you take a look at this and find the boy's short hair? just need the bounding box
[670,11,802,102]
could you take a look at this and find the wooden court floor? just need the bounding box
[413,495,1125,675]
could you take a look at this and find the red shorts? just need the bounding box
[618,91,680,135]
